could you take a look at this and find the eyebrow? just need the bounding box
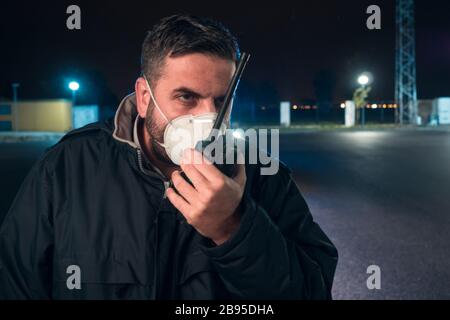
[172,86,226,100]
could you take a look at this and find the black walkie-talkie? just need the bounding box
[178,53,250,185]
[195,52,250,178]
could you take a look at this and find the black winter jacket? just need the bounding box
[0,93,338,299]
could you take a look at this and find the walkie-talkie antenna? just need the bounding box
[211,52,250,133]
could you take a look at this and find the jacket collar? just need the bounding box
[112,92,139,148]
[112,92,168,180]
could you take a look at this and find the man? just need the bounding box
[0,14,337,299]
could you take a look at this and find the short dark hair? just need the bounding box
[141,14,240,86]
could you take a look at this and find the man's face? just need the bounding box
[142,53,236,165]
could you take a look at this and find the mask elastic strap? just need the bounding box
[143,75,170,124]
[143,75,169,148]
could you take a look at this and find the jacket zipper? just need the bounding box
[136,148,171,193]
[136,148,168,299]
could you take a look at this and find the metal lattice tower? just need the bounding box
[395,0,418,125]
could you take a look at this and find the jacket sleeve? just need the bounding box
[200,164,338,300]
[0,160,54,299]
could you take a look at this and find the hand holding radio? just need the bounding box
[166,148,246,245]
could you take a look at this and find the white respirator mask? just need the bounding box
[144,76,227,165]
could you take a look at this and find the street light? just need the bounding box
[356,72,372,126]
[358,74,370,86]
[68,81,80,106]
[68,81,79,91]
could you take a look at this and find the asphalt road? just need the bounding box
[1,129,450,299]
[279,129,450,299]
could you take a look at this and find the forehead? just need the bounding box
[159,53,236,95]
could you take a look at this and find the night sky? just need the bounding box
[1,0,449,107]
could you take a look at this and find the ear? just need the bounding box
[135,77,150,118]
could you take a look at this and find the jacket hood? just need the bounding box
[112,92,139,148]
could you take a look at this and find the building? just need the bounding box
[0,100,99,132]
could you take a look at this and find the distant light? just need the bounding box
[261,106,266,110]
[371,104,378,109]
[232,130,244,139]
[292,105,298,110]
[68,81,80,91]
[383,104,387,109]
[358,74,370,86]
[340,103,346,109]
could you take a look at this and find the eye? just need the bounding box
[178,93,196,103]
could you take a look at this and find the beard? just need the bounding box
[144,101,176,167]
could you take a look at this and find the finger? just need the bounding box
[171,170,198,204]
[180,161,209,190]
[182,148,206,165]
[186,149,223,182]
[166,187,191,217]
